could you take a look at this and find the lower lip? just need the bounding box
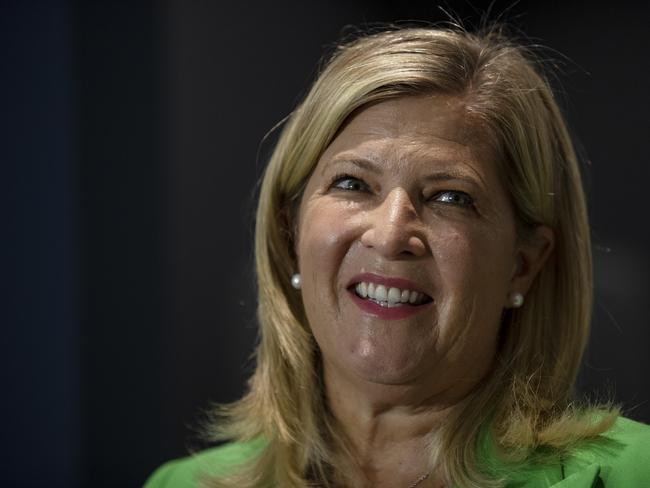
[348,290,433,320]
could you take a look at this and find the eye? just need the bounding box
[432,190,474,208]
[330,174,370,193]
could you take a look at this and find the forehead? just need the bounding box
[317,95,495,176]
[341,95,472,141]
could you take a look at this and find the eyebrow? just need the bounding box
[326,156,381,175]
[325,156,484,188]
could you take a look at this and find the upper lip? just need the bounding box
[346,272,432,298]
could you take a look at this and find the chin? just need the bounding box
[347,348,426,385]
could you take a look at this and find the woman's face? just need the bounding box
[295,96,540,399]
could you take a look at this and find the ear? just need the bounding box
[508,225,555,303]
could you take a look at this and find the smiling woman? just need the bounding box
[296,96,547,400]
[145,25,650,488]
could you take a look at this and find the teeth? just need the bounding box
[353,281,428,306]
[387,287,401,305]
[375,285,387,302]
[400,289,410,303]
[357,282,368,298]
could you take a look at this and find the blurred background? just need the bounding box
[3,0,649,486]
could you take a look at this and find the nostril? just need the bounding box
[405,235,427,256]
[360,226,427,258]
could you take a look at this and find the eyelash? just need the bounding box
[433,190,475,208]
[329,173,476,210]
[330,173,371,192]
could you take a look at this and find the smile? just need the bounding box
[353,282,429,307]
[347,273,433,320]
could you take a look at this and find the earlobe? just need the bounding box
[510,225,555,297]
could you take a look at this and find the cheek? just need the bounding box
[433,223,514,291]
[298,204,357,275]
[431,224,515,343]
[296,202,362,325]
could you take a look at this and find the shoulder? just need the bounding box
[492,417,650,487]
[143,439,264,488]
[564,416,650,486]
[601,415,650,448]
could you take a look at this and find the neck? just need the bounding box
[323,361,466,487]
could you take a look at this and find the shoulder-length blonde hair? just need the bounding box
[206,26,616,487]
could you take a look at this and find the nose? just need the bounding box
[360,187,427,258]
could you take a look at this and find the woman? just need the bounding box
[145,25,650,487]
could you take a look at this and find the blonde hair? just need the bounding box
[205,26,617,487]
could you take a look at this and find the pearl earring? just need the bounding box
[510,292,524,308]
[291,273,301,290]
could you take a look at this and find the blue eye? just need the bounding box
[331,175,369,192]
[434,190,474,207]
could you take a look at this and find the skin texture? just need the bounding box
[295,95,553,487]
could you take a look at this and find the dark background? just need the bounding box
[3,0,649,486]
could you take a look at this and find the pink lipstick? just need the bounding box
[347,272,433,320]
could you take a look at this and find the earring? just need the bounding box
[291,273,301,290]
[510,292,524,308]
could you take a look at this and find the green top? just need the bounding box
[144,416,650,487]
